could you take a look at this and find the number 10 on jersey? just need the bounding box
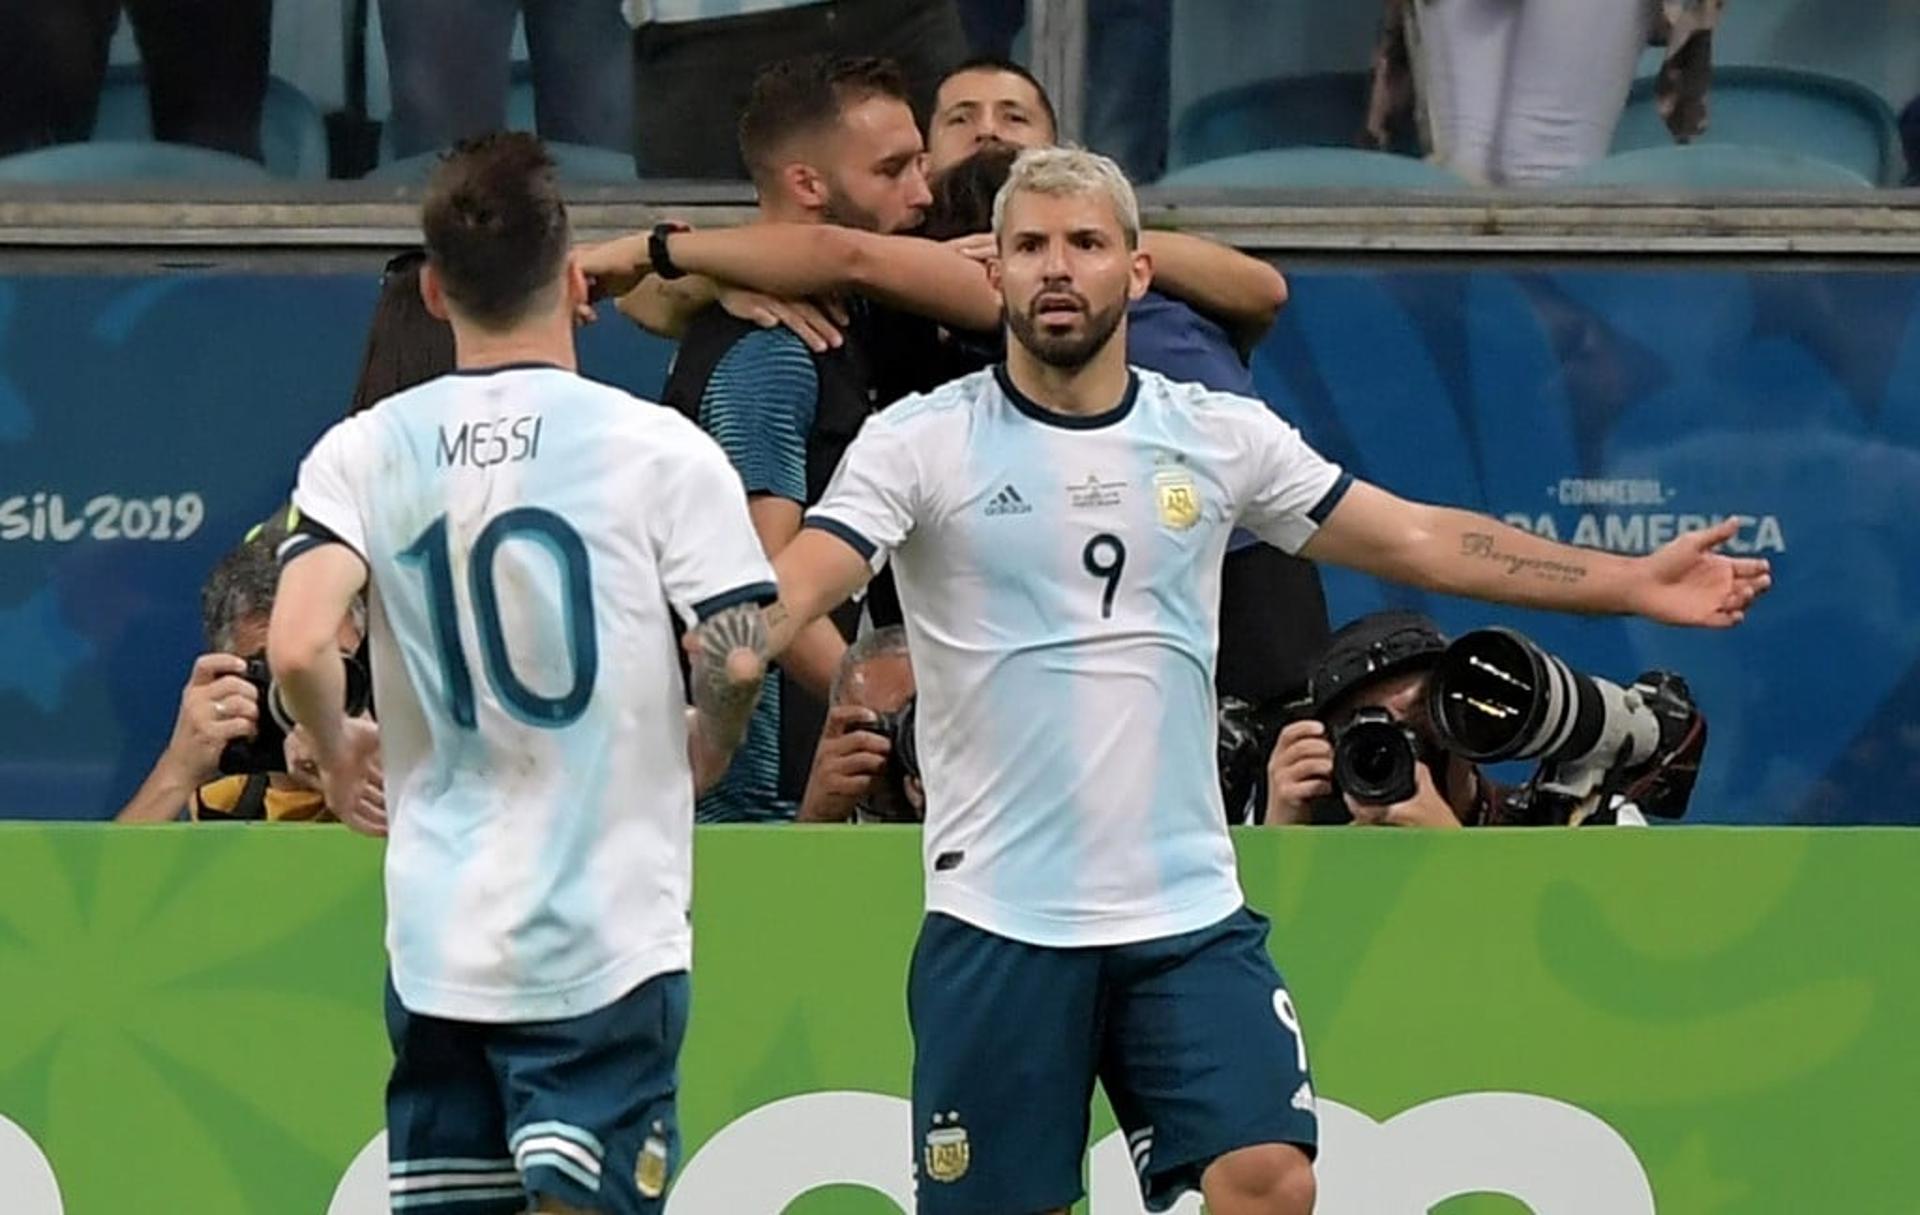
[400,508,599,729]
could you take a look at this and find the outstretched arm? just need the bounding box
[1140,230,1289,351]
[583,225,1001,333]
[1302,481,1771,626]
[766,527,875,658]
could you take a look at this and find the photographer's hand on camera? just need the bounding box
[114,653,263,823]
[798,705,891,823]
[1264,720,1335,825]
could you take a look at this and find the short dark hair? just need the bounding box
[922,142,1018,241]
[936,56,1059,137]
[737,55,911,188]
[201,529,280,652]
[349,250,457,414]
[420,133,570,331]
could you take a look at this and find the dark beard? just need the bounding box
[822,192,886,234]
[1004,297,1126,371]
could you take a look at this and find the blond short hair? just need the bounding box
[991,146,1141,250]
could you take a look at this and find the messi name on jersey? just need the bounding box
[436,414,545,469]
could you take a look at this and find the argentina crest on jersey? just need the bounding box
[1152,453,1202,531]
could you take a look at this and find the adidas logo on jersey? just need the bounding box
[1292,1082,1316,1113]
[984,484,1033,516]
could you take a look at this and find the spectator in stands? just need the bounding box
[114,515,364,823]
[1366,0,1725,185]
[0,0,270,162]
[350,250,457,415]
[955,2,1172,182]
[799,626,924,823]
[380,0,633,161]
[628,0,966,179]
[585,55,933,822]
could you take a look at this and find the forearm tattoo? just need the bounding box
[691,603,770,749]
[1460,532,1588,584]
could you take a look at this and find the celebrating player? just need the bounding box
[267,134,775,1215]
[766,146,1770,1215]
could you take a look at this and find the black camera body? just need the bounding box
[1331,708,1427,806]
[852,697,921,823]
[217,654,372,776]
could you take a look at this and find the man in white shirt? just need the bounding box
[764,146,1770,1214]
[268,133,775,1215]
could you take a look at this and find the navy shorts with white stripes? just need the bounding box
[384,970,688,1213]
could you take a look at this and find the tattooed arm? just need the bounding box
[686,602,771,789]
[1302,481,1770,627]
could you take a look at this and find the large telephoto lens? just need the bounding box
[1430,628,1660,773]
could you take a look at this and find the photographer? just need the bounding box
[798,626,924,823]
[1265,612,1479,828]
[1265,611,1705,828]
[115,515,366,823]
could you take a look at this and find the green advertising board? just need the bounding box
[0,825,1910,1213]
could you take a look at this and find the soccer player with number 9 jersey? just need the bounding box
[268,135,777,1215]
[767,147,1770,1215]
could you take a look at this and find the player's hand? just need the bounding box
[1628,518,1772,627]
[283,724,324,792]
[717,288,847,353]
[798,705,890,822]
[1346,760,1461,829]
[320,717,387,837]
[1263,719,1333,825]
[943,233,997,265]
[160,653,260,787]
[575,235,654,303]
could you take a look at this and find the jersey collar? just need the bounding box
[994,364,1139,431]
[448,360,570,377]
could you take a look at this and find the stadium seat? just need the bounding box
[92,65,330,179]
[365,141,637,184]
[1565,143,1874,189]
[1158,147,1468,190]
[0,141,277,183]
[1171,71,1407,170]
[1611,66,1901,186]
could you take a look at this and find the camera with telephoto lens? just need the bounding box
[217,653,373,776]
[1427,628,1705,823]
[853,696,921,822]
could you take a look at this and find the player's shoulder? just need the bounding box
[1132,366,1272,423]
[877,366,998,432]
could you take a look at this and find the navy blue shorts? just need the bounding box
[384,971,689,1213]
[909,907,1315,1215]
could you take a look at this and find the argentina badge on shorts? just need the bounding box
[924,1111,971,1183]
[1154,467,1201,530]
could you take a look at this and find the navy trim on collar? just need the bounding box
[448,361,569,377]
[993,364,1138,431]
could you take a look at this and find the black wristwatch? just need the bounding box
[648,221,689,280]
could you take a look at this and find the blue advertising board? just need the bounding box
[1,264,1914,821]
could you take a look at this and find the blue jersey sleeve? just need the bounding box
[698,328,819,504]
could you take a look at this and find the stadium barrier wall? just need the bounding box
[0,263,1916,824]
[0,826,1909,1213]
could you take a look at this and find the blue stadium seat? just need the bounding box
[1158,147,1467,190]
[365,142,636,185]
[0,141,276,183]
[92,65,330,179]
[1565,143,1873,189]
[1171,71,1406,170]
[1611,66,1901,186]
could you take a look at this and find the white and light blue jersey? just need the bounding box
[808,366,1349,947]
[290,364,775,1022]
